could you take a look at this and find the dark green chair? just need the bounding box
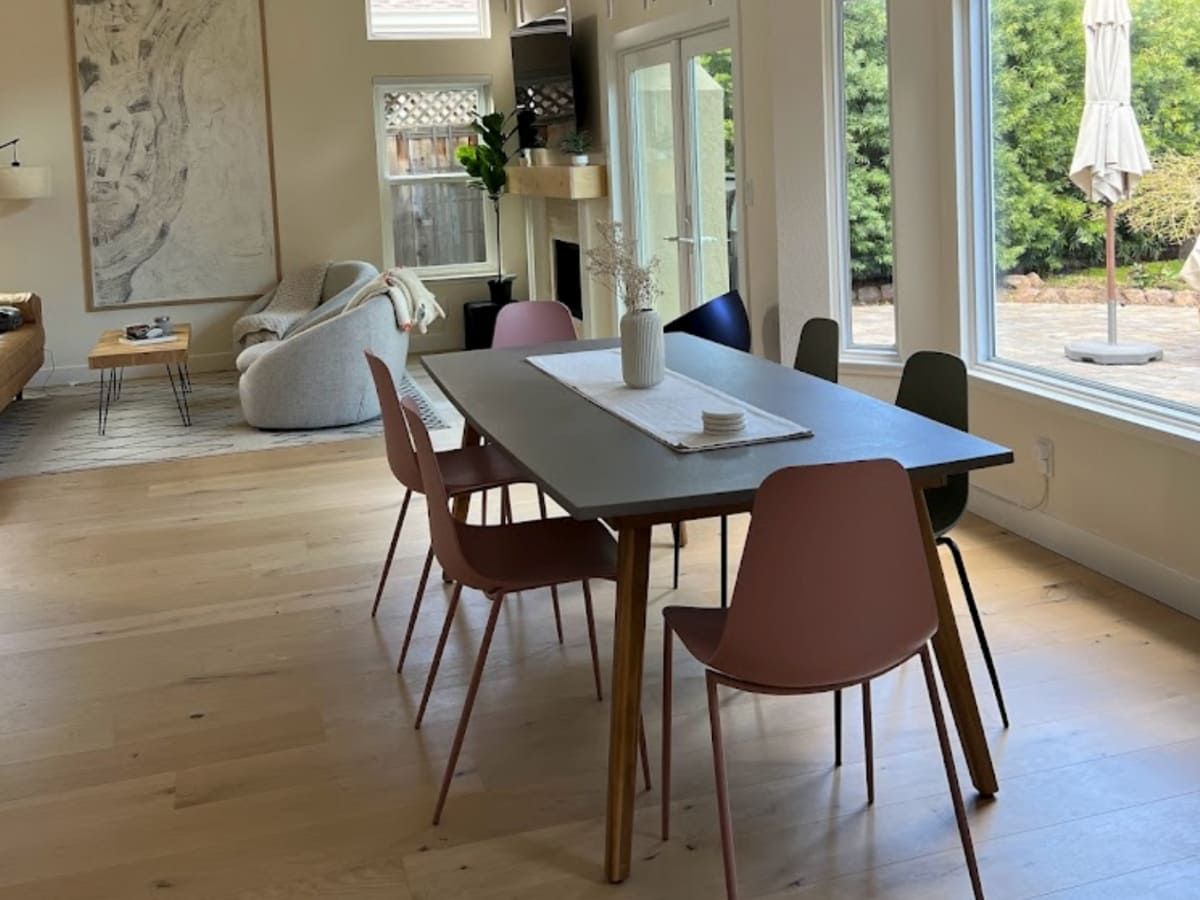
[895,350,1009,728]
[793,317,840,383]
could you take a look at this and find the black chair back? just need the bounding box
[663,290,751,352]
[793,318,840,383]
[896,351,970,535]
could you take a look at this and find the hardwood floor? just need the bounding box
[3,379,1200,898]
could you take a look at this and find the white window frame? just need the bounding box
[366,0,491,41]
[373,77,497,280]
[827,0,901,358]
[960,0,1200,443]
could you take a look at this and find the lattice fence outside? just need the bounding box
[383,88,481,131]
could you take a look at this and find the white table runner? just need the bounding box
[528,349,812,452]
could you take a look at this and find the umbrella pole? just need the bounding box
[1106,203,1118,345]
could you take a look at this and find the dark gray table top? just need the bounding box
[423,334,1014,521]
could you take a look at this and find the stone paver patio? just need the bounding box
[852,302,1200,409]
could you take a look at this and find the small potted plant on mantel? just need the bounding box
[586,221,665,388]
[561,130,592,166]
[456,110,520,305]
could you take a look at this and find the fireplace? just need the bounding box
[553,239,583,320]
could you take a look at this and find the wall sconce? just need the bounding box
[0,138,52,200]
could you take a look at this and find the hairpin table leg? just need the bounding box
[166,364,191,427]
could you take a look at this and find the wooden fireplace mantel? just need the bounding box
[505,165,609,201]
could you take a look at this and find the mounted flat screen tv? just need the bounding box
[512,11,581,144]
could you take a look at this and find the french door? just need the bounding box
[622,27,739,322]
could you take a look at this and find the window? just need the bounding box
[835,0,897,351]
[367,0,490,41]
[974,0,1200,419]
[374,82,493,276]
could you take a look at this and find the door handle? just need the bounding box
[664,235,696,244]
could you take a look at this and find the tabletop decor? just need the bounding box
[561,130,592,166]
[69,0,279,309]
[586,221,664,388]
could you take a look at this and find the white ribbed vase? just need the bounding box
[619,309,665,389]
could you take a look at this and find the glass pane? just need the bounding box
[988,0,1200,411]
[391,181,488,269]
[368,0,488,39]
[842,0,896,348]
[630,61,684,324]
[690,48,738,303]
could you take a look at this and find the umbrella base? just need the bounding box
[1064,340,1164,366]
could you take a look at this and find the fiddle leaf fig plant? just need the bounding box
[456,109,521,286]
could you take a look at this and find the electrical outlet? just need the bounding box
[1034,437,1055,478]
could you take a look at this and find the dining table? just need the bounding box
[422,333,1014,884]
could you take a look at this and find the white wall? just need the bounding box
[0,0,525,383]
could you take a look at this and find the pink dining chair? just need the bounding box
[660,460,985,900]
[490,300,579,643]
[400,401,650,825]
[365,352,525,672]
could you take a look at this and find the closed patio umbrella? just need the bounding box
[1065,0,1161,366]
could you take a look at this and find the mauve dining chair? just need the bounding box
[665,290,752,604]
[661,460,985,900]
[365,352,524,673]
[490,300,579,643]
[400,401,651,825]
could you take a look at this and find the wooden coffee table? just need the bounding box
[88,325,192,435]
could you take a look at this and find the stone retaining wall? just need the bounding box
[1002,273,1200,307]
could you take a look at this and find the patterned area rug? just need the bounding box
[0,371,448,479]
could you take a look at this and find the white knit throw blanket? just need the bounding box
[341,268,445,333]
[234,262,331,348]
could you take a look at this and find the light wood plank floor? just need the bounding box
[3,374,1200,898]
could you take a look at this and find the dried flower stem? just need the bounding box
[585,221,662,315]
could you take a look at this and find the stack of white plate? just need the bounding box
[702,408,747,435]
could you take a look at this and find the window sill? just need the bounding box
[970,360,1200,457]
[412,268,508,284]
[840,349,903,380]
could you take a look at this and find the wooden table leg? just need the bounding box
[677,521,689,548]
[913,484,999,796]
[444,423,483,582]
[605,523,652,883]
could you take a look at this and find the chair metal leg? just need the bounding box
[939,535,1009,728]
[706,671,740,900]
[433,593,505,825]
[834,689,843,767]
[863,681,874,805]
[662,625,674,839]
[671,523,681,590]
[537,488,565,645]
[481,489,489,525]
[582,580,603,702]
[371,490,411,617]
[919,646,985,899]
[397,546,434,673]
[501,485,513,524]
[720,515,729,608]
[415,582,463,729]
[639,714,652,792]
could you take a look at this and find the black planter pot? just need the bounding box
[488,278,515,306]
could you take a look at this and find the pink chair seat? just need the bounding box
[439,443,526,496]
[458,517,617,595]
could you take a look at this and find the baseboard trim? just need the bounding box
[969,487,1200,621]
[33,352,236,389]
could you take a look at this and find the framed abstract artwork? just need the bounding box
[68,0,280,310]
